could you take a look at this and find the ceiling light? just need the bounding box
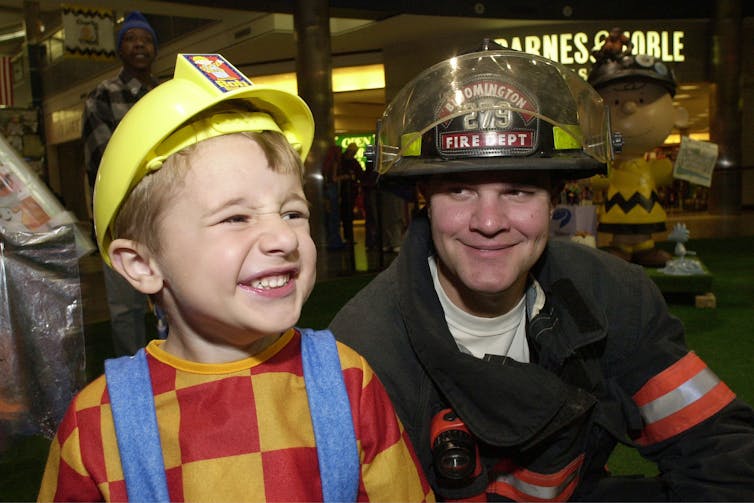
[249,64,385,94]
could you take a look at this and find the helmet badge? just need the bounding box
[434,74,540,159]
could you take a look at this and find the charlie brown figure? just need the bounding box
[588,45,684,267]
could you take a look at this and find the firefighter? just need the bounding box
[329,45,754,501]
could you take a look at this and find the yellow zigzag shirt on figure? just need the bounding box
[599,157,674,233]
[38,329,434,502]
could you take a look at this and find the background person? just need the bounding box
[330,45,754,501]
[358,148,379,249]
[39,54,433,502]
[82,11,159,356]
[322,143,346,249]
[337,142,361,245]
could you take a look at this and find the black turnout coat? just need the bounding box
[330,210,754,501]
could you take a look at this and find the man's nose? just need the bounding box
[469,198,509,235]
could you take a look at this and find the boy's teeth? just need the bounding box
[253,274,290,289]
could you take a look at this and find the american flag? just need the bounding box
[0,57,13,107]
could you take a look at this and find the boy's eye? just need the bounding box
[222,214,248,224]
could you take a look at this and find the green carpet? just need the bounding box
[2,236,752,501]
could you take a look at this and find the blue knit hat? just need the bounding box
[117,11,157,50]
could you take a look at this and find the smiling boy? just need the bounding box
[38,54,432,502]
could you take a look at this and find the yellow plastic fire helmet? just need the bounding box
[93,54,314,266]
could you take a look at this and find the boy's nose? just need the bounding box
[258,216,299,254]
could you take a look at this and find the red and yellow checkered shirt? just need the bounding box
[38,328,434,502]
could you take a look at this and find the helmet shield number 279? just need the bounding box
[434,75,540,159]
[377,49,613,178]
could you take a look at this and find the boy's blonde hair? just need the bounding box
[112,122,304,257]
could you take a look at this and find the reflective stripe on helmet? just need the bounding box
[399,123,584,160]
[487,454,583,502]
[552,126,582,150]
[400,132,422,156]
[633,352,735,446]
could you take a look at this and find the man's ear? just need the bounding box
[108,238,163,294]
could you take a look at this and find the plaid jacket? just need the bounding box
[38,329,434,502]
[82,68,158,188]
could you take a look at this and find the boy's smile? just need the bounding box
[153,134,316,362]
[243,272,294,292]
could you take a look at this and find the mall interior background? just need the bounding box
[0,5,752,498]
[0,0,751,246]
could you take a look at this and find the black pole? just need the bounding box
[708,0,743,214]
[294,0,333,249]
[23,1,48,183]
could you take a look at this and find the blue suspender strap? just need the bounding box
[104,349,170,503]
[104,333,356,502]
[299,328,360,502]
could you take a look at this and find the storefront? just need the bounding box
[502,23,713,215]
[382,18,753,214]
[38,14,752,228]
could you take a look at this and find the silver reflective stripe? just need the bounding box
[639,367,720,424]
[495,468,578,500]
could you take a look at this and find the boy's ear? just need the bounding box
[108,238,163,294]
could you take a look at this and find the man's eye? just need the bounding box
[447,186,470,195]
[508,189,537,198]
[283,211,309,221]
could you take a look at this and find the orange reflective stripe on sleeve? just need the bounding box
[488,454,583,502]
[632,352,735,446]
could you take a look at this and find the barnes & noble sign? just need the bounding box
[493,22,706,81]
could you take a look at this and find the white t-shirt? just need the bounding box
[428,255,545,363]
